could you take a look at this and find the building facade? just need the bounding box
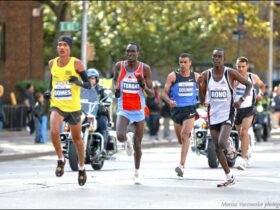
[0,1,43,102]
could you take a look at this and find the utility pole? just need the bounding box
[268,1,274,89]
[81,0,88,69]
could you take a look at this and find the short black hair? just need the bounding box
[236,56,249,64]
[179,53,192,61]
[26,83,33,90]
[128,42,140,51]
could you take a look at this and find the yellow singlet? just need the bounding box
[50,57,81,112]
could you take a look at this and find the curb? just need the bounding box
[0,140,178,162]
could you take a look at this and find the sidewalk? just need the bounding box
[0,126,178,162]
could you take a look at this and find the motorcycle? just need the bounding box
[60,88,118,171]
[253,104,271,142]
[191,107,239,168]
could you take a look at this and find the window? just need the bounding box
[0,23,5,62]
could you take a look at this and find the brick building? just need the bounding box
[0,1,43,103]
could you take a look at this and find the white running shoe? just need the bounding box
[125,132,134,156]
[237,162,246,171]
[134,173,141,185]
[245,157,252,167]
[175,165,184,177]
[217,175,235,187]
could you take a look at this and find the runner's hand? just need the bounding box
[136,75,145,89]
[69,76,82,86]
[43,91,51,100]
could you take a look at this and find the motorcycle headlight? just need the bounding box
[64,124,70,132]
[196,131,204,139]
[202,122,208,129]
[60,134,67,141]
[256,105,264,113]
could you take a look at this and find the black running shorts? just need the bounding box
[234,106,255,126]
[170,105,196,125]
[50,107,82,125]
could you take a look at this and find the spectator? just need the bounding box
[273,86,280,129]
[34,92,44,143]
[161,99,172,141]
[23,83,35,134]
[0,84,4,131]
[146,81,161,142]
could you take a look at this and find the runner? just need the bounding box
[44,35,91,186]
[234,56,265,170]
[113,42,154,184]
[197,48,252,187]
[162,53,200,177]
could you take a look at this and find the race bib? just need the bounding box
[209,87,227,102]
[54,81,72,100]
[178,82,194,97]
[122,77,140,94]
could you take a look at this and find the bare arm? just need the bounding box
[197,71,208,105]
[162,72,176,108]
[143,64,154,98]
[229,69,252,108]
[252,73,266,101]
[113,62,121,90]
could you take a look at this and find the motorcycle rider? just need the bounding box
[234,57,265,171]
[80,68,110,153]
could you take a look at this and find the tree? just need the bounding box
[41,1,271,81]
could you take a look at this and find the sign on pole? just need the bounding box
[59,22,80,31]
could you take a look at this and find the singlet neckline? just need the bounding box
[211,67,226,83]
[123,61,140,73]
[177,70,191,78]
[57,57,72,68]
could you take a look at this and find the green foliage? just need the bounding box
[15,80,48,93]
[42,1,272,79]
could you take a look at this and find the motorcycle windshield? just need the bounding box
[80,88,99,116]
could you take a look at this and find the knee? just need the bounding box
[117,132,126,142]
[181,131,191,143]
[218,141,226,150]
[240,129,248,139]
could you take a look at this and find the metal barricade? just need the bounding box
[3,104,27,131]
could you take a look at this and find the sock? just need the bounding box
[59,157,64,161]
[226,172,233,180]
[79,165,85,171]
[135,169,139,176]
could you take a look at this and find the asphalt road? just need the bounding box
[0,137,279,209]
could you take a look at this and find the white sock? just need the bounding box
[79,165,85,171]
[135,169,139,176]
[59,157,64,161]
[226,172,233,180]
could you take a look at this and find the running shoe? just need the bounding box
[134,173,141,185]
[245,157,252,167]
[55,159,66,177]
[237,162,246,171]
[125,132,134,156]
[217,175,235,187]
[175,165,184,177]
[78,169,87,186]
[226,138,236,159]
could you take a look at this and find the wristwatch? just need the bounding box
[240,96,245,102]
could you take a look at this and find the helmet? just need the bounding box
[87,68,99,83]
